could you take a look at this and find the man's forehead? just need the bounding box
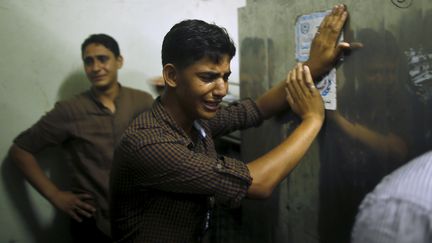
[190,55,231,72]
[83,53,110,59]
[83,43,113,57]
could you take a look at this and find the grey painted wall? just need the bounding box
[0,1,245,242]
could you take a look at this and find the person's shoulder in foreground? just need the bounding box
[115,99,164,152]
[352,150,432,243]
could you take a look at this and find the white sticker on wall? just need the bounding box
[295,10,340,110]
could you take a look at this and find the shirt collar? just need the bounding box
[193,120,207,139]
[88,83,123,111]
[152,97,205,141]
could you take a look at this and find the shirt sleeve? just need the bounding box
[13,102,71,153]
[116,133,252,208]
[208,98,263,138]
[351,194,432,243]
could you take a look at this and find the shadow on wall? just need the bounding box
[57,70,89,100]
[1,71,90,243]
[318,27,415,243]
[1,149,72,243]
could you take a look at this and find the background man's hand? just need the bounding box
[50,190,96,222]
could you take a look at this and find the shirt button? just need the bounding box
[216,164,222,169]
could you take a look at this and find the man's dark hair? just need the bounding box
[81,34,121,57]
[162,19,236,69]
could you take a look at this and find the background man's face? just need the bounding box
[82,43,123,90]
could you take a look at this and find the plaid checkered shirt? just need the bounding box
[110,97,263,242]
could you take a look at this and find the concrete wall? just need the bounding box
[238,0,432,242]
[0,1,244,242]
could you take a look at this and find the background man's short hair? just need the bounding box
[81,34,121,57]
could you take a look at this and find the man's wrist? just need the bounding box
[303,60,319,80]
[303,60,329,81]
[46,187,61,203]
[302,114,324,127]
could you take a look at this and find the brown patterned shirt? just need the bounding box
[14,85,154,236]
[110,97,263,242]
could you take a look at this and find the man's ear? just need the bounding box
[116,55,124,69]
[163,64,178,88]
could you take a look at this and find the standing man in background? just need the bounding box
[110,4,351,242]
[9,34,153,242]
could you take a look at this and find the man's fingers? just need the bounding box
[334,10,348,34]
[76,200,96,213]
[303,66,320,98]
[286,71,299,104]
[288,68,300,99]
[334,42,352,60]
[303,66,316,93]
[71,194,96,218]
[337,42,351,50]
[292,64,305,99]
[285,87,294,106]
[70,210,83,222]
[291,65,297,82]
[297,65,311,97]
[77,193,93,200]
[74,206,93,218]
[331,4,348,26]
[320,4,348,42]
[76,194,96,212]
[349,42,364,50]
[320,4,346,29]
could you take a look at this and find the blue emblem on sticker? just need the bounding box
[300,23,310,34]
[317,78,332,96]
